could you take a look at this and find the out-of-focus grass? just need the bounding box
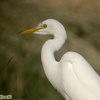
[0,0,100,100]
[0,56,15,86]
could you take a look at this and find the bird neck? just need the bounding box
[41,32,67,91]
[41,33,67,69]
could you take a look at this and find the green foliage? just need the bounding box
[0,56,15,86]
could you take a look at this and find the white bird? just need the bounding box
[19,19,100,100]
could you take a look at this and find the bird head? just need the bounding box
[18,19,66,36]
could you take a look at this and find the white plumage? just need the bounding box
[20,19,100,100]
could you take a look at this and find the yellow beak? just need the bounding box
[18,26,41,34]
[18,24,47,34]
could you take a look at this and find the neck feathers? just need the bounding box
[41,31,67,68]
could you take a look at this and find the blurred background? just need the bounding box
[0,0,100,100]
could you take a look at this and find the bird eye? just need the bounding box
[43,24,47,28]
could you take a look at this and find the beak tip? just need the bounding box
[17,31,23,34]
[17,26,39,35]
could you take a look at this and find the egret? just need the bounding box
[19,19,100,100]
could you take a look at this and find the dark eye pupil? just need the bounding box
[43,24,47,28]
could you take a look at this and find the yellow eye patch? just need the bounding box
[40,24,47,29]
